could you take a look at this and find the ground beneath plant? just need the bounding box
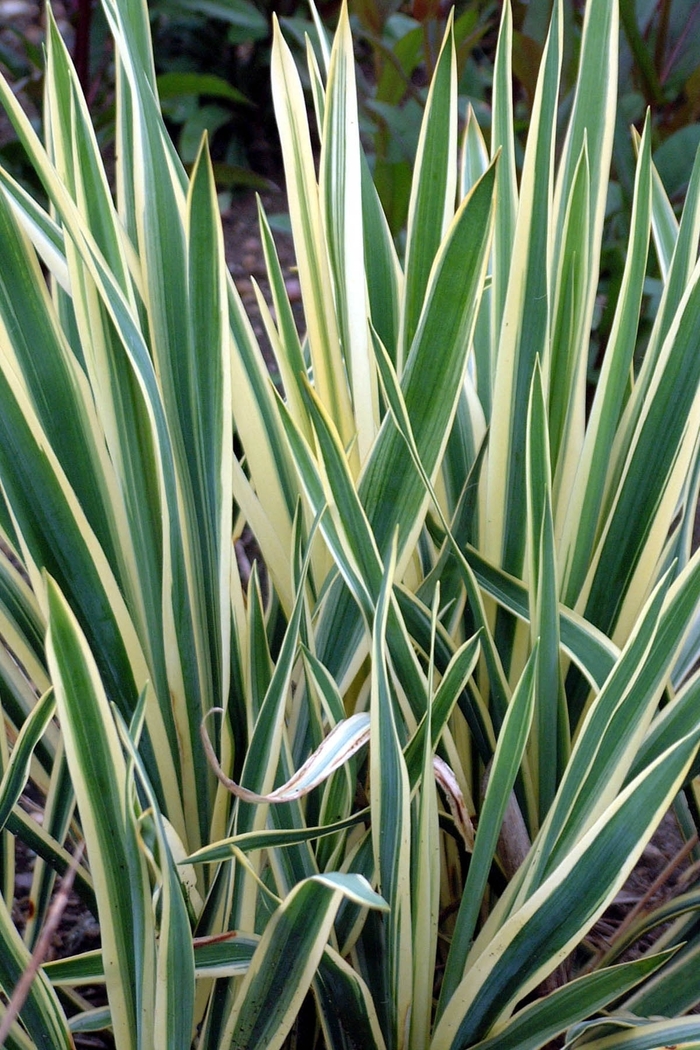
[224,187,303,369]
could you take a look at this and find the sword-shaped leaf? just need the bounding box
[483,0,561,580]
[46,579,157,1050]
[271,15,356,460]
[222,874,387,1050]
[527,363,567,818]
[437,645,537,1018]
[400,12,457,364]
[370,539,413,1049]
[433,723,700,1049]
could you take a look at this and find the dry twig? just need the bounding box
[0,842,85,1044]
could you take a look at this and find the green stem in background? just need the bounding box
[619,0,665,105]
[361,30,429,108]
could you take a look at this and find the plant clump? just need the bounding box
[0,0,700,1047]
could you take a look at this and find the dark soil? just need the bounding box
[224,187,304,368]
[10,799,113,1050]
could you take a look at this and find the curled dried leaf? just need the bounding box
[201,708,370,803]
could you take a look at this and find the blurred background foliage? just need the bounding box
[4,0,700,197]
[2,0,700,349]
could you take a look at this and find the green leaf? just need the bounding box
[522,560,697,894]
[361,159,497,572]
[401,12,457,363]
[409,590,440,1050]
[321,2,378,465]
[271,16,356,458]
[114,708,196,1050]
[620,928,700,1018]
[486,0,518,418]
[156,71,251,106]
[46,578,156,1049]
[368,326,511,727]
[360,153,402,362]
[583,260,700,642]
[183,136,233,718]
[313,947,388,1050]
[0,689,55,832]
[560,115,652,609]
[463,546,618,691]
[483,0,561,580]
[222,874,387,1050]
[174,0,269,38]
[279,384,433,735]
[553,0,617,312]
[526,362,567,817]
[437,645,537,1018]
[567,1014,700,1050]
[466,951,679,1050]
[0,166,68,289]
[186,807,370,865]
[548,136,590,503]
[370,539,413,1049]
[403,632,481,784]
[433,724,700,1048]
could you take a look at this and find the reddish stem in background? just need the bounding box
[73,0,93,93]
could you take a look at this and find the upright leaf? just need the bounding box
[46,579,156,1050]
[400,13,457,365]
[483,0,561,579]
[371,540,413,1049]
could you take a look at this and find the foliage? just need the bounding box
[0,6,44,196]
[618,0,700,200]
[1,1,700,1050]
[149,0,282,191]
[345,0,495,235]
[0,0,280,197]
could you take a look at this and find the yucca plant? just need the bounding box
[2,0,700,1046]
